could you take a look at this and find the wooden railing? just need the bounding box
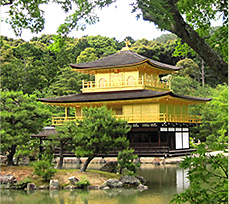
[52,113,201,125]
[82,78,170,91]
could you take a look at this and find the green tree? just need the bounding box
[134,0,228,83]
[51,121,78,169]
[0,91,50,165]
[76,47,98,63]
[33,154,57,182]
[87,35,117,58]
[170,144,228,204]
[176,58,200,80]
[193,84,228,149]
[74,106,130,172]
[2,0,227,83]
[48,66,92,96]
[132,38,163,61]
[0,38,60,94]
[170,75,201,96]
[155,33,177,44]
[117,148,140,175]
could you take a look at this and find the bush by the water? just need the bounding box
[75,180,90,189]
[11,178,31,189]
[117,148,141,175]
[32,155,57,182]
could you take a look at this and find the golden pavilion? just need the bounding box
[38,44,212,156]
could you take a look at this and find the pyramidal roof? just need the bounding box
[70,50,180,71]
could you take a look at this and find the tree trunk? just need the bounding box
[57,143,64,169]
[140,0,228,84]
[81,156,94,172]
[7,145,16,166]
[15,156,21,166]
[119,167,123,174]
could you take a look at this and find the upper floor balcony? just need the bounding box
[52,113,201,126]
[81,77,171,93]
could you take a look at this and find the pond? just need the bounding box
[1,164,189,204]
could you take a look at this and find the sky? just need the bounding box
[0,0,169,42]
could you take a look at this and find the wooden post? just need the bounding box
[158,130,161,147]
[82,79,84,89]
[142,75,144,86]
[65,107,68,120]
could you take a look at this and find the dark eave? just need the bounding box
[37,90,212,104]
[31,127,58,137]
[70,50,180,71]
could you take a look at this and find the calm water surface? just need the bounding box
[1,164,189,204]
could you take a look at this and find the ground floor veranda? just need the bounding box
[32,122,196,158]
[102,122,196,157]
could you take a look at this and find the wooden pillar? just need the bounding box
[75,107,77,118]
[158,130,161,146]
[65,107,68,119]
[82,79,84,89]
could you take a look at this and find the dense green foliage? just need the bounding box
[193,85,228,149]
[75,179,90,189]
[33,155,57,182]
[117,148,141,175]
[170,75,228,149]
[0,90,50,165]
[51,121,78,169]
[10,178,32,189]
[0,32,227,203]
[171,144,228,204]
[74,106,130,172]
[2,0,227,83]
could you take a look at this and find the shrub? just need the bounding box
[11,178,32,189]
[117,148,141,175]
[75,180,90,189]
[32,155,57,182]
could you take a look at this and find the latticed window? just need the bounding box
[127,76,135,85]
[99,78,106,87]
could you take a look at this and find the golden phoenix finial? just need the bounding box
[125,38,131,47]
[121,38,131,51]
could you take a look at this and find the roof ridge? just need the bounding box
[129,50,147,61]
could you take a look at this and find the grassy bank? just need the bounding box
[0,166,120,187]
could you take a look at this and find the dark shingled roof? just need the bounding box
[70,50,180,71]
[31,127,57,137]
[37,90,212,104]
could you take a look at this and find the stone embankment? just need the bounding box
[0,174,148,192]
[55,156,185,165]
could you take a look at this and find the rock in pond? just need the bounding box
[137,184,148,190]
[64,185,77,190]
[119,175,140,186]
[102,186,110,190]
[49,180,59,190]
[0,175,17,185]
[103,179,123,188]
[100,161,118,173]
[68,176,79,185]
[135,175,146,185]
[27,183,37,190]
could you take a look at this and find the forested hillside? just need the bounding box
[1,32,227,150]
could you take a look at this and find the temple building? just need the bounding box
[38,43,212,157]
